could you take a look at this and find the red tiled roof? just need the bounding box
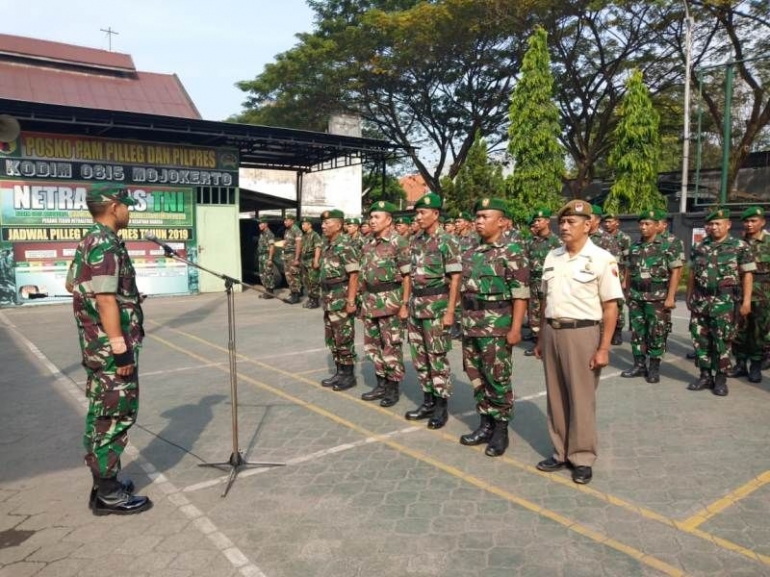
[0,33,134,72]
[399,174,430,205]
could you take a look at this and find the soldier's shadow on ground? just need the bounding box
[132,394,227,490]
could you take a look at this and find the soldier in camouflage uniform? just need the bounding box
[686,208,755,396]
[404,193,462,429]
[726,207,770,383]
[359,201,411,407]
[345,218,364,253]
[300,217,322,309]
[456,211,480,253]
[319,209,361,391]
[65,184,151,516]
[603,212,631,342]
[458,198,529,457]
[282,214,303,304]
[621,210,683,383]
[360,221,373,240]
[656,216,685,350]
[394,215,412,239]
[257,217,276,299]
[523,208,561,356]
[589,206,623,344]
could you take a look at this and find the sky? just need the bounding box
[1,0,316,121]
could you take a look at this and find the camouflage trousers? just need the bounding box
[283,252,302,293]
[363,315,405,382]
[300,260,320,299]
[324,309,356,365]
[462,336,513,421]
[258,254,276,291]
[407,316,452,398]
[629,299,667,358]
[689,299,736,372]
[528,287,544,336]
[732,297,770,361]
[82,346,139,479]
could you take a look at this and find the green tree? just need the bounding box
[507,26,565,219]
[363,171,407,211]
[605,70,665,213]
[445,131,504,213]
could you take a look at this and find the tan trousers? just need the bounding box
[541,323,601,467]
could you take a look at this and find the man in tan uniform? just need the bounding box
[534,200,624,485]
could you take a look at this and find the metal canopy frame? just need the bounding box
[0,98,407,173]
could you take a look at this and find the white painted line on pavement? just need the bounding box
[0,311,270,577]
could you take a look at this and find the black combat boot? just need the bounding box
[321,363,340,387]
[89,474,135,510]
[524,336,537,357]
[762,352,770,371]
[450,322,462,340]
[726,359,748,378]
[427,396,449,429]
[286,292,301,304]
[361,375,387,401]
[748,361,763,383]
[712,372,728,396]
[686,350,697,360]
[459,414,494,446]
[92,477,152,516]
[380,380,400,408]
[611,326,623,346]
[332,364,357,391]
[485,419,510,457]
[259,289,275,299]
[621,356,647,378]
[687,369,713,391]
[405,392,435,421]
[646,358,661,383]
[306,298,320,309]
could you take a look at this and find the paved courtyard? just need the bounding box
[1,289,769,577]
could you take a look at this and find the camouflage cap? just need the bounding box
[369,200,398,214]
[86,183,136,206]
[457,211,473,221]
[740,206,765,220]
[557,199,592,219]
[394,215,412,225]
[413,192,443,211]
[473,197,509,217]
[590,204,603,217]
[705,207,730,222]
[345,217,362,225]
[322,209,345,221]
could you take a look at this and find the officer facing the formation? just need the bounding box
[65,183,151,515]
[534,200,624,485]
[256,216,276,299]
[726,207,770,383]
[358,201,411,407]
[319,210,361,391]
[394,215,412,238]
[458,198,529,457]
[300,217,322,309]
[621,210,683,383]
[686,208,755,396]
[523,208,561,357]
[405,192,462,429]
[603,211,631,342]
[282,214,303,304]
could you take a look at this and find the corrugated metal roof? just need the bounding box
[0,61,201,119]
[0,33,135,72]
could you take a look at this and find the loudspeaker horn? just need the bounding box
[0,115,21,142]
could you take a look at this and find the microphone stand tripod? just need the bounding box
[156,244,285,497]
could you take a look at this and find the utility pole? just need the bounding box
[100,27,119,51]
[679,3,693,214]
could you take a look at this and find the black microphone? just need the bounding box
[144,233,179,256]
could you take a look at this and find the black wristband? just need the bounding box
[113,350,134,368]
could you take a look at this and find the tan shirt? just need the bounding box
[542,239,624,321]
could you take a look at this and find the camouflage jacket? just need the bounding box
[409,227,462,319]
[663,233,685,264]
[67,222,144,349]
[460,240,530,337]
[590,229,620,258]
[502,229,520,244]
[689,235,755,312]
[609,230,632,265]
[744,230,770,301]
[320,233,360,312]
[627,236,682,302]
[359,229,410,318]
[525,232,561,291]
[301,229,322,262]
[257,228,275,256]
[283,224,301,253]
[458,230,480,253]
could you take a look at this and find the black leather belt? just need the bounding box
[321,277,347,290]
[754,272,769,280]
[413,286,448,297]
[696,285,736,297]
[547,319,600,329]
[366,281,400,294]
[462,297,509,311]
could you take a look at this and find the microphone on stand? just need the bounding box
[144,233,179,257]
